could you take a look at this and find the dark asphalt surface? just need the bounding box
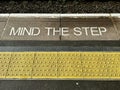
[0,80,120,90]
[0,46,120,52]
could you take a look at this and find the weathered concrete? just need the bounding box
[60,16,118,40]
[0,14,9,38]
[0,14,119,46]
[0,14,9,22]
[1,14,60,41]
[111,14,120,40]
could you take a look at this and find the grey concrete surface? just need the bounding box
[1,14,60,41]
[60,17,119,40]
[0,22,7,37]
[0,14,9,38]
[0,14,119,46]
[111,14,120,38]
[9,14,60,22]
[0,14,9,22]
[0,14,119,41]
[1,22,60,40]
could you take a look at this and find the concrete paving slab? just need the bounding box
[113,22,120,39]
[111,14,120,40]
[0,14,9,22]
[60,17,119,40]
[1,14,61,41]
[111,14,120,21]
[9,14,60,22]
[60,14,110,21]
[0,14,9,40]
[0,14,120,42]
[0,22,7,38]
[1,21,60,41]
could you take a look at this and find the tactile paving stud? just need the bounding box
[80,52,120,79]
[32,52,58,79]
[102,53,120,79]
[58,52,83,79]
[0,52,12,78]
[6,52,34,79]
[81,52,109,79]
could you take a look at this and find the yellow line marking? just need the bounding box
[0,52,119,79]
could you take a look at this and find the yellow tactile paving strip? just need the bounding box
[0,52,120,79]
[0,52,11,78]
[32,52,58,79]
[6,52,34,79]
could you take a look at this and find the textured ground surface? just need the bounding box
[0,2,120,90]
[0,1,120,13]
[0,80,120,90]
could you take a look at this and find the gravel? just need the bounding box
[0,1,120,13]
